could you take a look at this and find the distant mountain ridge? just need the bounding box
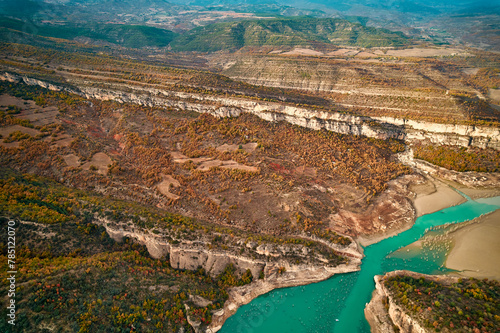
[0,16,411,51]
[0,17,178,48]
[170,17,412,52]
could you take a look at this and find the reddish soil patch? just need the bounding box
[86,126,106,138]
[113,133,124,141]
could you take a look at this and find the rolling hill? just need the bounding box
[0,17,178,48]
[170,17,412,52]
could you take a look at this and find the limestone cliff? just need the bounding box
[208,260,359,332]
[95,217,361,332]
[366,273,427,333]
[366,271,461,333]
[3,72,499,150]
[397,148,500,188]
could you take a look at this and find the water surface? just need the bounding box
[220,196,500,333]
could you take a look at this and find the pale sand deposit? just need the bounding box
[157,175,181,200]
[462,68,479,75]
[358,176,482,248]
[81,152,112,175]
[440,179,500,200]
[446,210,500,280]
[197,160,258,172]
[489,88,500,104]
[412,177,466,217]
[355,51,377,58]
[63,154,80,168]
[327,48,359,56]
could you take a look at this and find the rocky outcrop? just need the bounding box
[95,217,361,332]
[102,223,171,259]
[332,174,424,247]
[100,220,263,278]
[69,84,500,150]
[367,272,427,333]
[397,148,500,188]
[208,258,360,333]
[366,271,460,333]
[0,72,79,93]
[3,72,499,150]
[169,246,266,279]
[375,116,499,149]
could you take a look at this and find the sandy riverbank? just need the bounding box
[358,175,468,247]
[440,179,500,200]
[358,174,498,250]
[411,176,467,217]
[446,209,500,280]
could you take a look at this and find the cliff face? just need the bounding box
[366,272,428,333]
[101,221,265,278]
[397,148,500,188]
[96,218,361,332]
[208,260,359,333]
[79,84,500,150]
[3,72,499,150]
[100,217,360,275]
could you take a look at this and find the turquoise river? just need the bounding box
[220,196,500,333]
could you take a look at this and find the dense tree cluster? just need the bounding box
[174,113,410,196]
[413,143,500,172]
[0,241,227,332]
[385,274,500,332]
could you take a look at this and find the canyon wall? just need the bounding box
[397,148,500,188]
[366,272,428,333]
[3,72,500,150]
[97,218,361,332]
[78,84,500,150]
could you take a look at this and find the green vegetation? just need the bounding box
[0,220,228,332]
[385,274,500,332]
[170,17,412,52]
[0,15,410,52]
[0,167,348,332]
[216,264,253,287]
[413,143,500,172]
[0,43,328,108]
[0,168,265,331]
[0,16,178,49]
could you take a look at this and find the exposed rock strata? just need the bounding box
[365,271,453,333]
[336,174,422,246]
[3,72,499,150]
[397,148,500,188]
[208,260,359,332]
[95,217,360,332]
[4,73,498,333]
[78,84,500,150]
